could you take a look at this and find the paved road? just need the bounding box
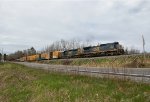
[16,62,150,83]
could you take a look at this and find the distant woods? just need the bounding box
[124,47,141,55]
[7,47,36,61]
[0,53,7,62]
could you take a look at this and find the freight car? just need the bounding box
[20,51,62,62]
[19,42,124,61]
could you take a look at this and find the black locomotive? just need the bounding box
[61,42,124,58]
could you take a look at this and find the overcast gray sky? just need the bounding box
[0,0,150,54]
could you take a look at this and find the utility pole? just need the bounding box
[142,35,146,62]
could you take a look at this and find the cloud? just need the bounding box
[0,0,150,53]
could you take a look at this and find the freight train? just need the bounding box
[19,42,124,62]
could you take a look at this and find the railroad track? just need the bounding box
[50,54,149,61]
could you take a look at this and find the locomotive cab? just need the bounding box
[113,42,124,55]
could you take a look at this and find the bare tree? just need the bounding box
[126,47,140,54]
[27,47,36,55]
[7,47,37,61]
[43,38,93,52]
[0,53,2,62]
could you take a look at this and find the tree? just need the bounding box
[27,47,36,55]
[126,47,140,54]
[7,47,37,61]
[7,51,24,61]
[0,53,2,61]
[42,39,92,52]
[60,39,67,51]
[4,54,7,61]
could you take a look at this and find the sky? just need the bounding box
[0,0,150,54]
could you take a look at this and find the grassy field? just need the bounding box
[41,54,150,68]
[0,63,150,102]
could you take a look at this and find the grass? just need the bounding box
[0,62,150,102]
[42,54,150,68]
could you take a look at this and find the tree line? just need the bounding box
[7,47,36,61]
[6,39,142,61]
[6,39,93,60]
[43,39,92,52]
[0,53,7,62]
